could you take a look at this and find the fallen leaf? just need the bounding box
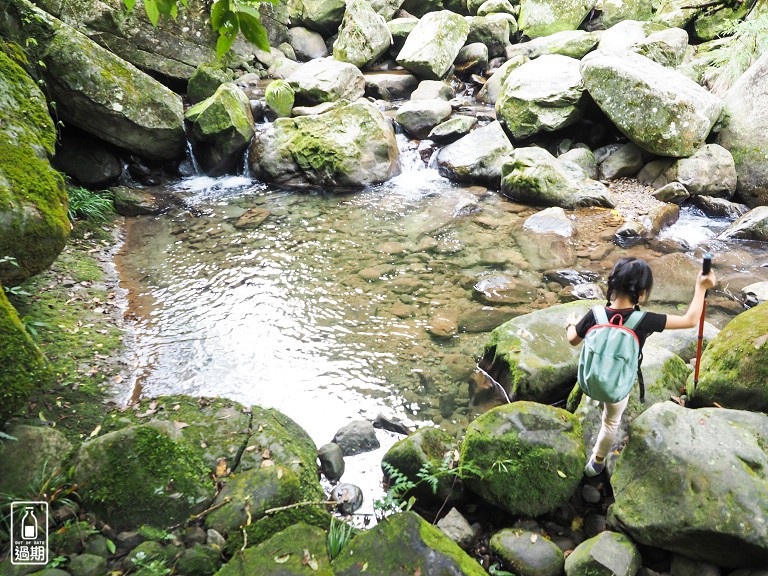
[245,445,257,452]
[362,562,368,572]
[262,448,271,459]
[173,421,189,430]
[277,469,283,479]
[38,411,47,422]
[530,533,538,543]
[261,459,275,468]
[216,459,228,478]
[89,425,102,438]
[274,554,290,564]
[557,470,567,478]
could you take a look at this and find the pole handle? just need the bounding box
[702,253,713,275]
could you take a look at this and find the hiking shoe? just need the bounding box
[584,457,605,477]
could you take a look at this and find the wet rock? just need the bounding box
[496,54,586,140]
[206,529,226,550]
[396,11,470,80]
[83,534,111,558]
[565,531,640,576]
[689,195,749,219]
[455,42,489,75]
[428,115,478,143]
[332,420,380,456]
[234,208,271,229]
[395,98,453,139]
[457,306,518,333]
[317,442,345,482]
[187,63,233,105]
[387,17,419,55]
[490,528,565,576]
[437,121,514,187]
[287,27,329,61]
[523,207,576,238]
[646,323,719,362]
[426,309,459,338]
[364,71,419,100]
[581,484,601,504]
[372,414,412,435]
[437,508,479,550]
[652,182,690,204]
[411,79,454,100]
[330,483,364,514]
[476,55,528,105]
[111,186,167,216]
[718,206,768,242]
[69,553,108,576]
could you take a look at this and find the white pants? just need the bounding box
[591,395,629,460]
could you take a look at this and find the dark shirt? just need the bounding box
[575,306,667,350]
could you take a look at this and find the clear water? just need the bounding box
[116,138,768,517]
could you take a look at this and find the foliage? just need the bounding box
[67,186,115,223]
[123,0,278,58]
[327,516,355,560]
[704,13,768,94]
[131,551,172,576]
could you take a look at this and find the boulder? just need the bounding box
[332,419,380,455]
[293,0,346,34]
[0,425,71,494]
[517,0,596,38]
[428,116,478,143]
[661,144,737,198]
[597,19,648,51]
[646,322,719,362]
[459,402,584,517]
[580,49,724,157]
[466,15,514,59]
[477,0,516,15]
[187,63,233,105]
[185,83,255,176]
[436,121,514,188]
[249,100,400,188]
[286,57,365,106]
[690,195,749,219]
[396,11,470,80]
[0,290,54,425]
[72,423,213,530]
[717,52,768,208]
[558,147,598,180]
[496,54,586,140]
[564,531,641,576]
[501,147,614,208]
[287,27,329,61]
[53,131,122,189]
[0,51,69,286]
[598,142,645,180]
[652,0,711,28]
[632,26,689,67]
[395,99,453,139]
[1,0,186,161]
[455,42,489,75]
[411,79,455,101]
[687,301,768,410]
[368,0,406,19]
[611,402,768,567]
[717,206,768,242]
[506,30,600,60]
[490,528,565,576]
[388,17,419,54]
[476,55,528,105]
[742,282,768,307]
[479,301,594,403]
[652,182,690,204]
[364,71,419,100]
[437,508,479,550]
[400,0,443,17]
[596,0,653,29]
[333,0,391,68]
[331,511,487,575]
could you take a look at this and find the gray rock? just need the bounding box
[517,0,596,38]
[690,195,749,219]
[741,281,768,307]
[581,49,723,157]
[174,543,222,576]
[364,71,419,100]
[490,528,565,576]
[68,554,108,576]
[428,115,478,143]
[294,0,346,34]
[496,54,586,140]
[558,148,598,180]
[506,30,600,60]
[410,79,454,101]
[333,0,391,68]
[396,99,453,139]
[287,26,329,61]
[466,15,514,59]
[0,425,72,496]
[717,52,768,207]
[564,531,641,576]
[670,554,721,576]
[206,529,226,550]
[317,442,345,482]
[455,42,489,75]
[286,57,365,106]
[638,158,675,186]
[611,403,768,567]
[187,63,233,104]
[83,534,110,558]
[436,121,514,187]
[661,143,737,198]
[632,26,689,67]
[477,0,516,15]
[599,142,645,180]
[596,0,653,29]
[476,55,528,105]
[652,182,690,204]
[717,206,768,242]
[598,19,648,51]
[53,132,122,188]
[396,10,470,80]
[387,17,419,54]
[523,207,576,238]
[330,483,364,514]
[332,420,380,456]
[646,323,719,362]
[121,541,167,572]
[367,0,406,20]
[437,508,479,550]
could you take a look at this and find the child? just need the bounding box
[565,257,716,476]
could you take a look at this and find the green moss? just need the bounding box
[224,506,333,555]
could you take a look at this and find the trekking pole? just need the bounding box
[693,253,713,389]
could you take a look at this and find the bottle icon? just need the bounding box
[20,507,38,540]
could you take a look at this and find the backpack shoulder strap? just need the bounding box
[592,306,609,325]
[624,310,646,330]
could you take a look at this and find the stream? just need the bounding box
[115,134,768,518]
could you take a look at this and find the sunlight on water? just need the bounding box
[659,205,733,248]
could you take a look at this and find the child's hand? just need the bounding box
[566,312,580,327]
[698,270,716,290]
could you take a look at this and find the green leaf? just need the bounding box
[238,9,270,51]
[143,0,160,25]
[123,0,136,13]
[210,0,231,30]
[106,539,116,554]
[215,14,239,58]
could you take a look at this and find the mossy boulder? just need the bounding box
[333,0,392,69]
[292,0,346,35]
[185,83,255,176]
[187,63,234,104]
[459,402,584,517]
[396,11,470,80]
[501,147,614,209]
[564,531,641,575]
[204,466,302,536]
[174,543,223,576]
[506,30,600,60]
[580,49,723,157]
[0,290,54,425]
[686,302,768,411]
[479,300,594,404]
[718,206,768,242]
[249,100,400,188]
[610,402,768,567]
[381,426,462,505]
[596,0,653,28]
[436,121,514,188]
[72,422,213,530]
[331,511,487,575]
[517,0,595,38]
[0,50,69,287]
[1,0,186,161]
[0,424,72,494]
[103,395,324,502]
[216,523,334,576]
[286,57,365,106]
[489,528,565,576]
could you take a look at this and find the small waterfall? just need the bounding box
[185,139,202,175]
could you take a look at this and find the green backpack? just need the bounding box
[577,306,646,403]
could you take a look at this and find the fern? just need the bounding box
[703,13,768,94]
[67,186,114,223]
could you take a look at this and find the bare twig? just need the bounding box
[264,500,337,514]
[167,496,232,530]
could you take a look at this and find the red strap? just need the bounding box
[610,314,624,326]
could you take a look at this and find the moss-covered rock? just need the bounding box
[72,422,213,530]
[489,528,565,576]
[332,511,487,575]
[0,290,54,425]
[687,301,768,411]
[173,543,222,576]
[517,0,595,38]
[185,83,255,176]
[381,426,462,506]
[459,402,584,517]
[564,531,641,575]
[333,0,391,68]
[396,11,470,80]
[249,99,400,188]
[610,402,768,567]
[187,63,234,105]
[286,57,365,106]
[0,424,72,494]
[0,49,69,287]
[216,523,334,575]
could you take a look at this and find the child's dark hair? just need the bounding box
[606,258,654,309]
